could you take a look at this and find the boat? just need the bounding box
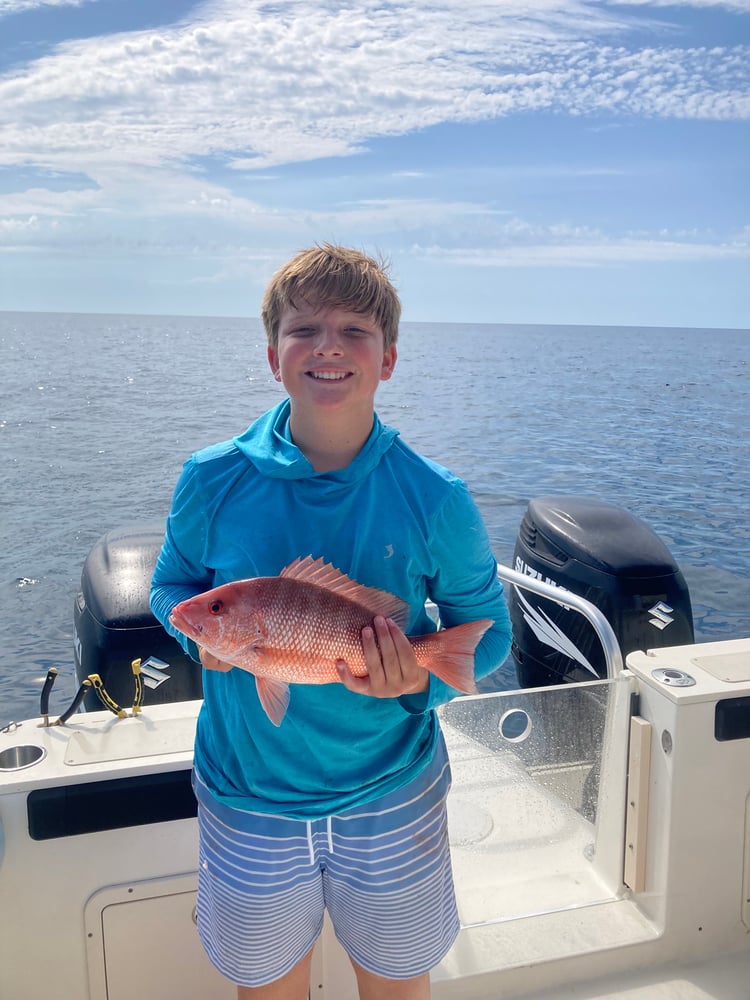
[1,497,748,999]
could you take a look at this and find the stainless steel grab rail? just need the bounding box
[495,563,624,679]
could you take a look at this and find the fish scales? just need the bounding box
[258,577,373,680]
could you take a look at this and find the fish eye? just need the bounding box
[208,600,224,615]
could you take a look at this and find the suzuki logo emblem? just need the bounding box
[648,601,675,630]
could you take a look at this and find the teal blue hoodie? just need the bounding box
[150,399,511,819]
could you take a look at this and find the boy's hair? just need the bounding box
[261,244,401,349]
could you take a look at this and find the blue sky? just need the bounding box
[0,0,748,327]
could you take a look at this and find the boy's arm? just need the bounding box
[399,481,512,714]
[149,457,214,662]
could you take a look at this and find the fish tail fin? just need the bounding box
[422,619,494,693]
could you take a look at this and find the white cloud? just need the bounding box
[4,177,745,275]
[0,0,88,13]
[607,1,750,11]
[0,185,100,216]
[0,213,40,233]
[0,0,747,185]
[413,233,750,267]
[0,0,747,288]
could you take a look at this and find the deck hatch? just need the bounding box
[26,768,196,840]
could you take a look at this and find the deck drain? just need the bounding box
[448,797,494,846]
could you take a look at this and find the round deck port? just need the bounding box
[652,667,696,687]
[0,744,47,771]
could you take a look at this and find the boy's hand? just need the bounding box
[198,647,234,672]
[336,616,429,698]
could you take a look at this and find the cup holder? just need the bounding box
[0,744,47,771]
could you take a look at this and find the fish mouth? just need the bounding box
[169,610,202,638]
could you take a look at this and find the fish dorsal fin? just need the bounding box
[281,556,410,629]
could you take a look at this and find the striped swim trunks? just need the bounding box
[193,735,459,987]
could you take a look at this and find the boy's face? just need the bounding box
[268,303,397,414]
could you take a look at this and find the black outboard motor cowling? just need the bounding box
[74,525,202,710]
[510,496,694,687]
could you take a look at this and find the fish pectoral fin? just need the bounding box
[255,676,290,727]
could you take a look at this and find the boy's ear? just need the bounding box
[381,344,397,382]
[267,345,282,381]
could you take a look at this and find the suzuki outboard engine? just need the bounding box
[510,496,694,687]
[74,525,202,710]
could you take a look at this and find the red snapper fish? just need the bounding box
[169,555,492,727]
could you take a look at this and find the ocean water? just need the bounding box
[1,312,749,726]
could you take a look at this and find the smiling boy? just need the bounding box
[151,244,512,999]
[269,302,397,469]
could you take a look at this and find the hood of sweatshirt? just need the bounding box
[232,399,399,484]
